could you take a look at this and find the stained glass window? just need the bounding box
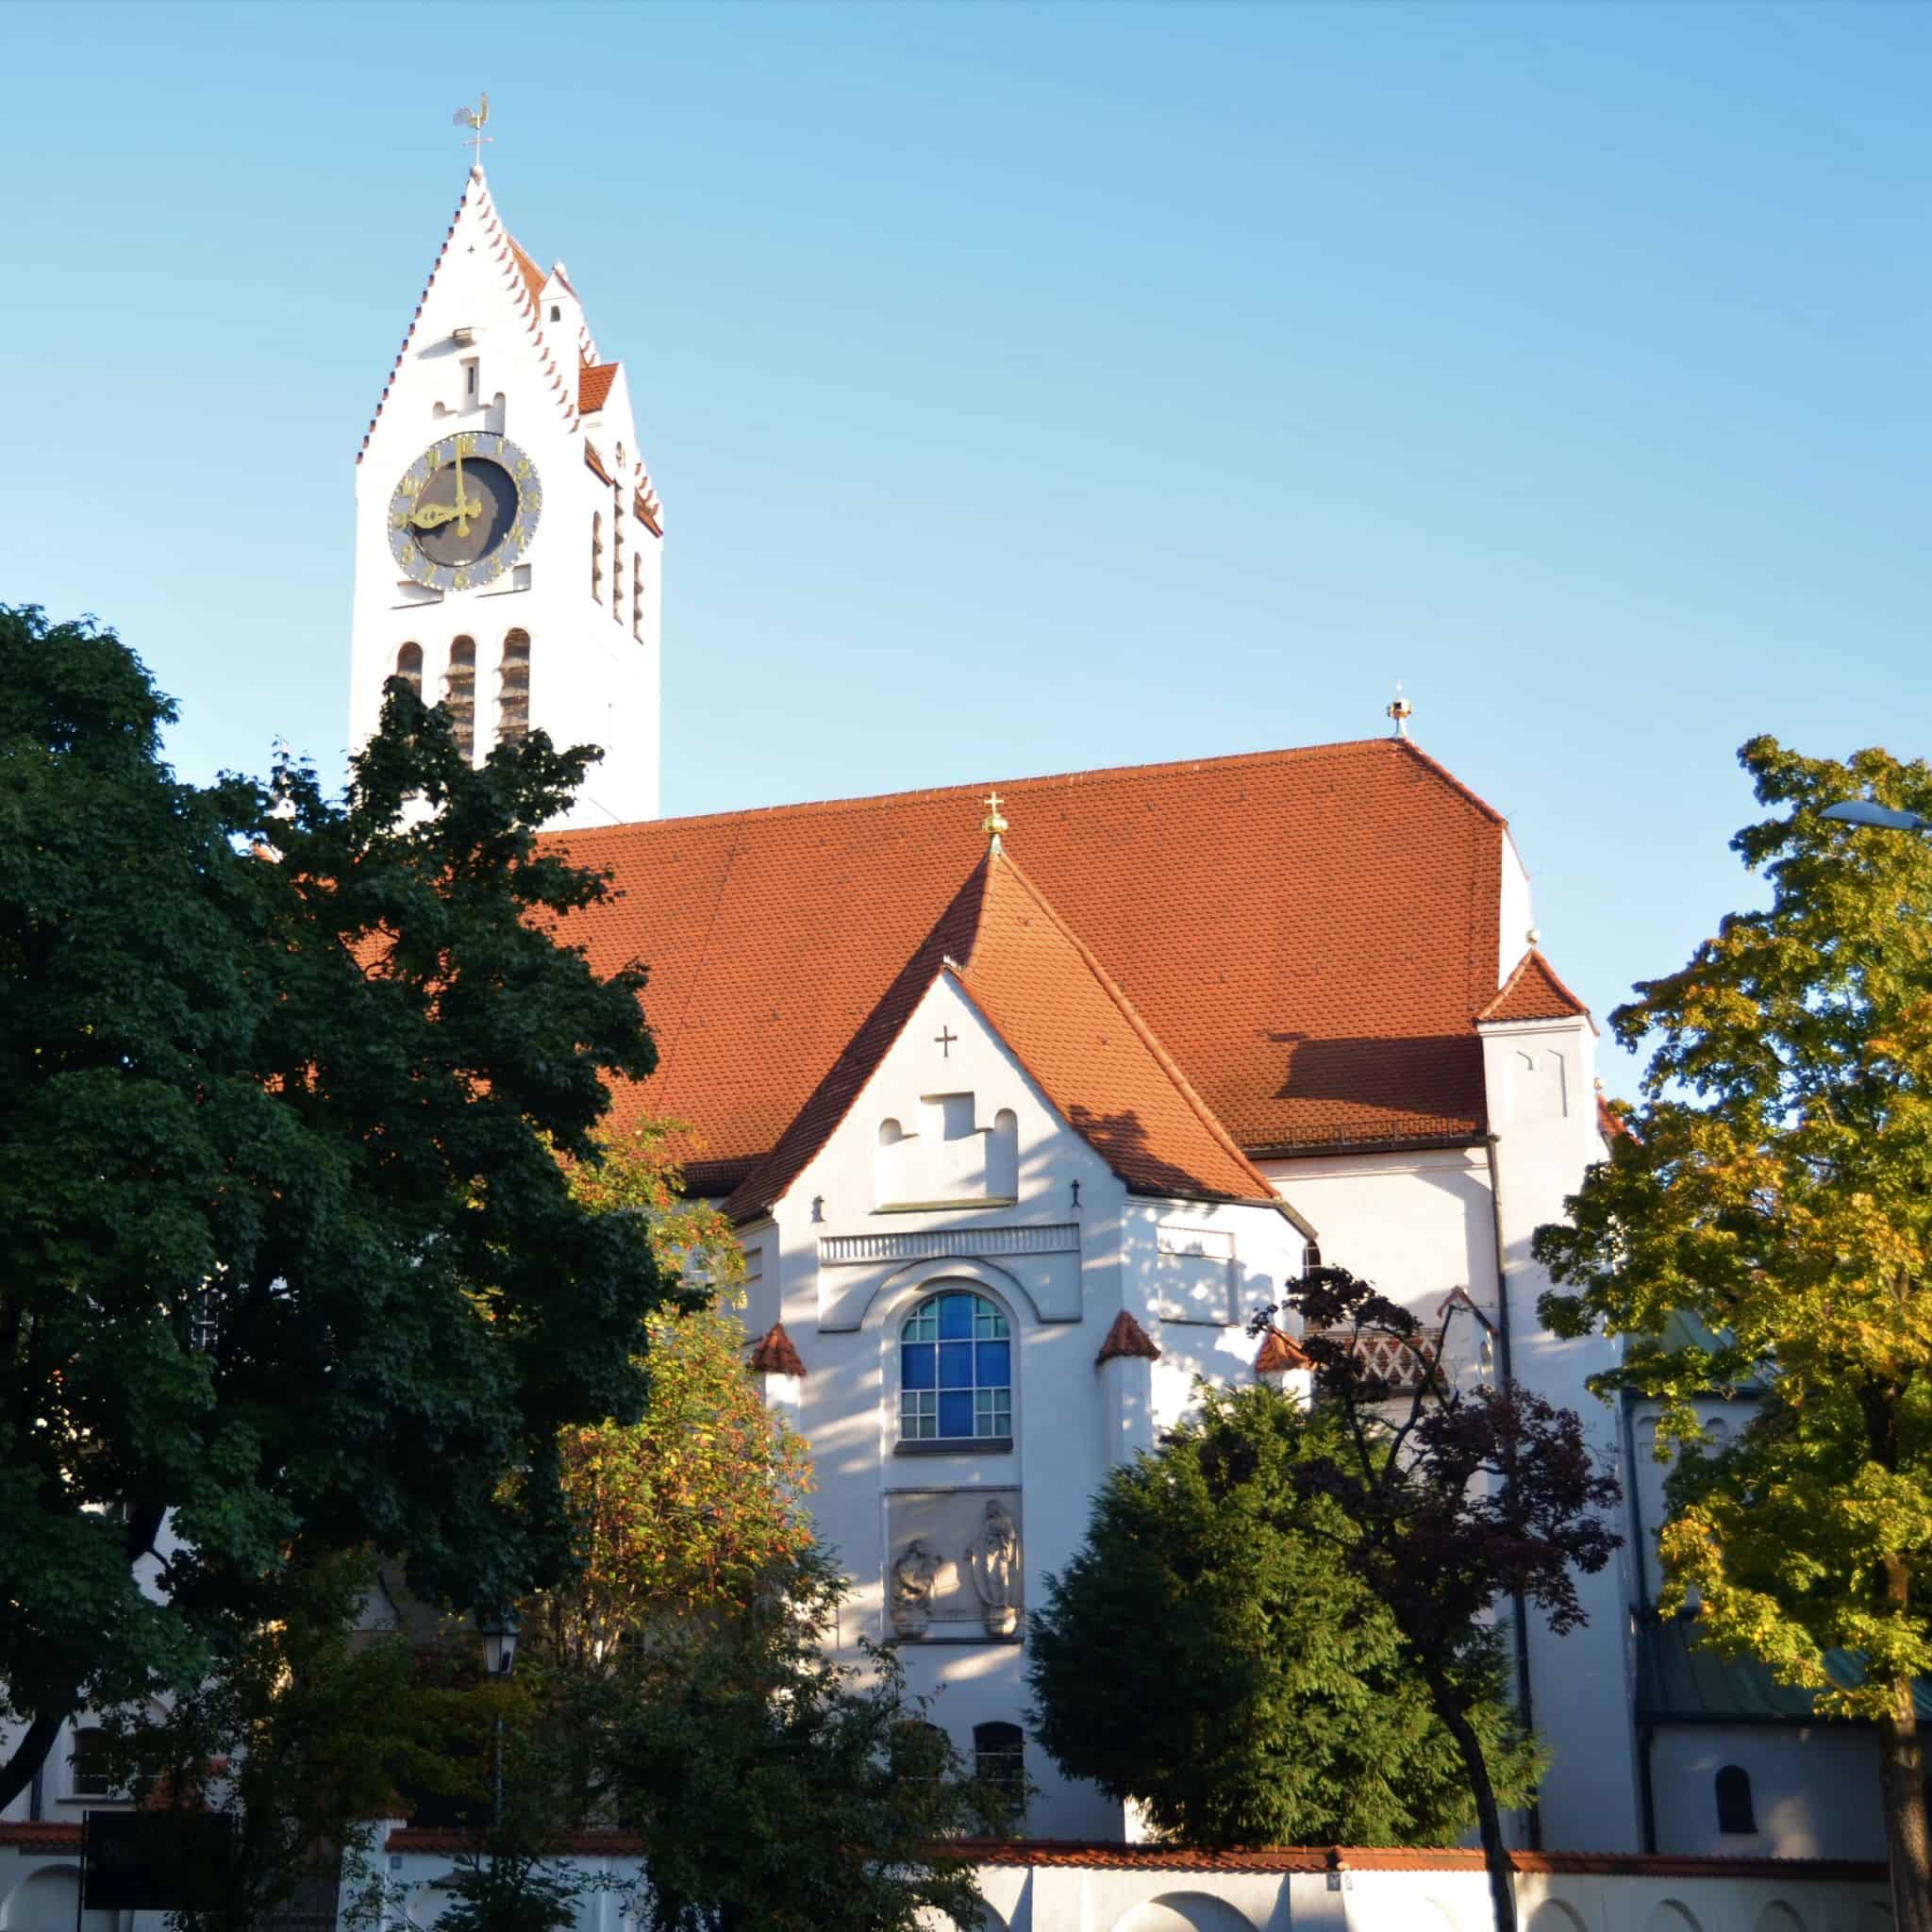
[899,1291,1010,1441]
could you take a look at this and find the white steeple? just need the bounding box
[348,165,661,828]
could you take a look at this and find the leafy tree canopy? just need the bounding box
[0,606,675,1807]
[1537,734,1932,1922]
[1026,1381,1541,1848]
[532,1124,816,1669]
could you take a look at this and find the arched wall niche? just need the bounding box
[1526,1905,1589,1932]
[1110,1894,1256,1932]
[863,1257,1041,1333]
[1,1868,116,1932]
[1753,1905,1806,1932]
[1643,1904,1704,1932]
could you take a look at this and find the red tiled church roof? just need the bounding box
[547,740,1511,1197]
[580,360,619,414]
[724,841,1282,1220]
[1476,948,1592,1027]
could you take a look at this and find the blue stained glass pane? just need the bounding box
[976,1341,1010,1387]
[902,1343,937,1391]
[938,1294,974,1340]
[938,1342,974,1388]
[939,1391,974,1438]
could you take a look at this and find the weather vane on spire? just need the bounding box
[454,92,492,170]
[1387,681,1413,740]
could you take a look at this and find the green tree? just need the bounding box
[1026,1381,1541,1849]
[92,1556,479,1932]
[1538,736,1932,1931]
[583,1555,999,1932]
[0,606,675,1807]
[1252,1273,1620,1932]
[531,1126,816,1671]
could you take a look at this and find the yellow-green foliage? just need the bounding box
[1540,735,1932,1723]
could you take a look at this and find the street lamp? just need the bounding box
[475,1606,521,1848]
[476,1606,521,1678]
[1821,799,1932,833]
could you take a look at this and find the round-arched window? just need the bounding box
[900,1291,1010,1442]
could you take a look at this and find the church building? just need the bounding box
[342,165,1890,1866]
[0,165,1888,1915]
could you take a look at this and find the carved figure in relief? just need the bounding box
[964,1499,1021,1637]
[890,1539,940,1637]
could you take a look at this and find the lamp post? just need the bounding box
[475,1607,520,1833]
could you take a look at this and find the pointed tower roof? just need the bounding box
[1476,949,1593,1028]
[358,168,584,463]
[723,840,1288,1222]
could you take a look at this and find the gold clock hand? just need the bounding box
[454,443,470,539]
[408,501,462,531]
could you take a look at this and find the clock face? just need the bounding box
[388,432,542,591]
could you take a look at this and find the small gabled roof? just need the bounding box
[721,843,1285,1222]
[580,360,620,414]
[1096,1310,1162,1366]
[1476,949,1593,1028]
[748,1321,806,1376]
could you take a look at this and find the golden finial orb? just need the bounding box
[981,791,1008,849]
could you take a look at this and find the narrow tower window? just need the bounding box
[610,500,624,625]
[1714,1764,1756,1835]
[393,641,423,701]
[591,514,603,602]
[497,629,530,746]
[443,636,476,762]
[632,555,643,641]
[463,358,478,399]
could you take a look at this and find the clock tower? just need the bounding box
[349,165,661,828]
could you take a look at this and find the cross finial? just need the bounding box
[453,92,492,171]
[1386,682,1413,740]
[981,791,1008,851]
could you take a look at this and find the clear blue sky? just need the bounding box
[3,1,1925,1095]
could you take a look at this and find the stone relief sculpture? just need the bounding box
[964,1498,1021,1637]
[890,1539,941,1637]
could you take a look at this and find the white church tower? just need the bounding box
[349,164,661,828]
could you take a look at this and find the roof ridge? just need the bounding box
[977,849,1284,1209]
[550,738,1495,842]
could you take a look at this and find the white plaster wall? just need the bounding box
[767,973,1130,1840]
[1254,1146,1501,1330]
[1648,1724,1887,1862]
[1480,1009,1643,1856]
[1499,827,1536,985]
[350,170,659,830]
[339,1840,1891,1932]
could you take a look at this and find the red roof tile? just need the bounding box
[507,235,547,305]
[1255,1327,1312,1373]
[580,360,619,414]
[748,1320,806,1376]
[1476,948,1592,1027]
[546,740,1507,1194]
[722,844,1283,1220]
[1096,1310,1162,1365]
